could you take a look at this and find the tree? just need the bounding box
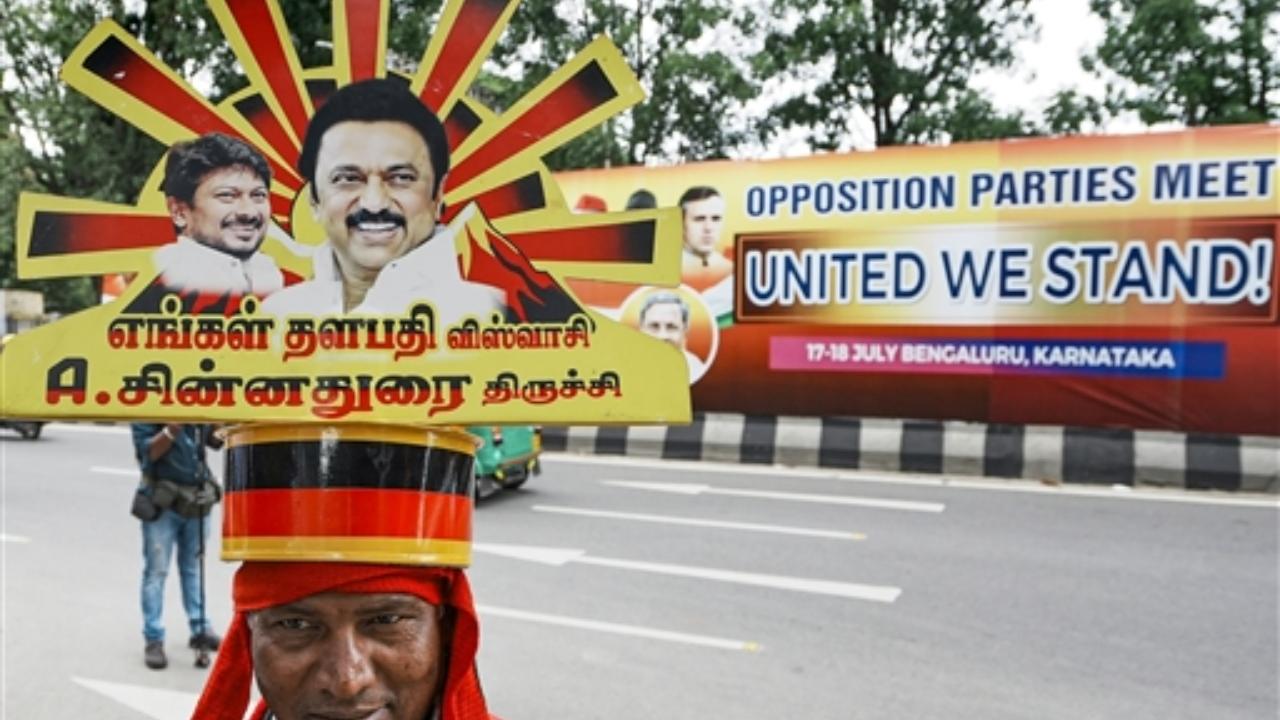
[1087,0,1278,126]
[755,0,1037,148]
[1041,88,1106,136]
[474,0,763,168]
[943,90,1035,142]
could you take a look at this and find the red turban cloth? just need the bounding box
[191,562,491,720]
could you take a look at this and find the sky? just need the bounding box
[975,0,1149,133]
[976,0,1109,120]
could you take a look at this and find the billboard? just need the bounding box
[557,126,1280,435]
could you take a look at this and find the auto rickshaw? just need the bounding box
[468,426,542,499]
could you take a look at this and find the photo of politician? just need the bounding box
[679,186,731,289]
[622,286,718,384]
[264,78,581,326]
[262,79,502,324]
[127,133,283,314]
[677,186,734,319]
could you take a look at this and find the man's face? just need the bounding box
[681,195,724,256]
[249,592,445,720]
[311,120,442,279]
[639,301,689,350]
[168,165,269,259]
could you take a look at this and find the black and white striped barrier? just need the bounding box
[542,414,1279,493]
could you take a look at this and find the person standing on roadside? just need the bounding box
[130,422,223,669]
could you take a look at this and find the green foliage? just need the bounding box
[385,0,445,72]
[1088,0,1279,125]
[943,90,1035,142]
[209,0,333,99]
[275,0,451,81]
[629,1,760,164]
[756,0,1037,147]
[476,0,761,169]
[1042,89,1107,135]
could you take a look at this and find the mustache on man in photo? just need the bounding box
[222,213,264,230]
[346,208,408,230]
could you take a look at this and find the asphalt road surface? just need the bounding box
[2,423,1277,719]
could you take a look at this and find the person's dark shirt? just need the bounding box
[131,424,215,485]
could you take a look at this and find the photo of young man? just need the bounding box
[127,133,283,314]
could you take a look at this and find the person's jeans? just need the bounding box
[140,509,212,642]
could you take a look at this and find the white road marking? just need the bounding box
[90,466,137,476]
[477,543,585,565]
[474,543,901,603]
[532,504,866,540]
[547,453,1280,509]
[48,422,128,435]
[71,677,197,720]
[603,479,946,513]
[478,604,760,652]
[0,533,31,544]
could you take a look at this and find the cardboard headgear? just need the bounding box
[2,0,691,428]
[220,423,477,565]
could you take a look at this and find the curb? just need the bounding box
[542,414,1280,494]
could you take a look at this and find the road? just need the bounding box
[1,423,1277,719]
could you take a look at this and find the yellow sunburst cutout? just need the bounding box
[2,0,690,426]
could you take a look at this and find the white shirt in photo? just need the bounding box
[154,236,284,296]
[261,221,505,326]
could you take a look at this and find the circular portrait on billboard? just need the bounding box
[620,285,719,385]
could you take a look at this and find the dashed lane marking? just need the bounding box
[603,479,946,513]
[479,605,760,652]
[548,453,1278,509]
[474,543,901,603]
[532,504,866,540]
[71,677,197,720]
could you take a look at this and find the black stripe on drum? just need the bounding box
[225,440,473,496]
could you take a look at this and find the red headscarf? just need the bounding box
[191,562,491,720]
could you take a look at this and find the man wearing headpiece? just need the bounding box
[191,424,494,720]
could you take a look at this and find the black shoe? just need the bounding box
[144,640,167,670]
[189,631,221,652]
